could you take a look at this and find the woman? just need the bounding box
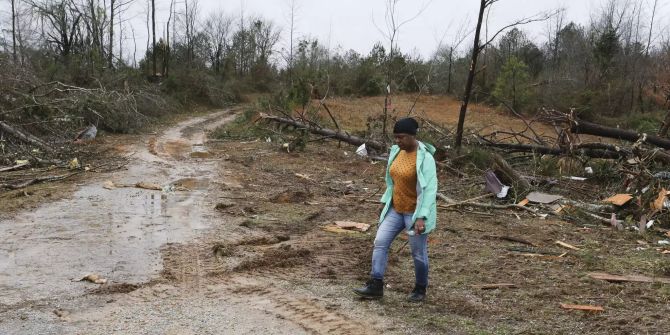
[354,117,438,302]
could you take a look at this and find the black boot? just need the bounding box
[407,284,426,302]
[353,278,384,299]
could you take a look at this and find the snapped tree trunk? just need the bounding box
[454,0,487,151]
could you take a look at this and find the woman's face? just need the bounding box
[394,133,416,151]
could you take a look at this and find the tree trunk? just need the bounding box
[108,0,115,69]
[447,47,453,94]
[11,0,17,62]
[571,119,670,149]
[151,0,157,76]
[454,0,487,151]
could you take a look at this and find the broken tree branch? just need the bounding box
[0,121,55,153]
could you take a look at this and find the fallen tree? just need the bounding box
[571,119,670,149]
[0,121,55,153]
[258,113,386,151]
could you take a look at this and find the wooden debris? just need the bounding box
[652,188,668,211]
[80,273,107,284]
[322,225,360,235]
[603,194,633,206]
[471,283,517,290]
[556,240,581,251]
[526,192,563,204]
[588,272,670,284]
[135,182,162,191]
[560,303,604,312]
[0,162,30,173]
[517,198,529,206]
[334,221,370,232]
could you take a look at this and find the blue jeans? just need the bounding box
[371,208,429,287]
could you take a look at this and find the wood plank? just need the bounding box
[560,303,604,312]
[588,272,670,284]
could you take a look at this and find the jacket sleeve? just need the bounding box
[416,154,437,220]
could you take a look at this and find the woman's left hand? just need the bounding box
[415,218,426,234]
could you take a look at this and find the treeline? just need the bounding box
[1,0,669,131]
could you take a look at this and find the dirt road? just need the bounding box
[0,111,383,334]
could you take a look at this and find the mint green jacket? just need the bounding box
[379,142,438,234]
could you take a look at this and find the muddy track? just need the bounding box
[0,110,383,334]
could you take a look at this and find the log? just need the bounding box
[571,119,670,149]
[0,121,55,153]
[258,113,385,151]
[481,142,626,159]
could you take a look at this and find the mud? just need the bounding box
[0,110,395,335]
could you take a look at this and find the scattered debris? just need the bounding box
[102,180,117,190]
[355,144,368,157]
[484,170,509,198]
[588,272,670,284]
[334,221,370,232]
[135,182,162,191]
[556,241,581,251]
[68,158,80,170]
[80,273,107,284]
[603,194,633,206]
[322,225,362,234]
[560,304,604,312]
[526,192,563,204]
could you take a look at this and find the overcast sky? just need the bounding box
[122,0,668,63]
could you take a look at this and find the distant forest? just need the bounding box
[1,0,669,134]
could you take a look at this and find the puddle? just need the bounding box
[0,111,233,306]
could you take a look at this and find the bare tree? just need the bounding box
[454,0,556,151]
[152,0,156,75]
[11,0,17,62]
[108,0,135,68]
[165,0,174,76]
[28,0,83,61]
[373,0,429,139]
[284,0,300,84]
[203,10,233,74]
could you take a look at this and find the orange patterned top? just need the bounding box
[390,150,418,213]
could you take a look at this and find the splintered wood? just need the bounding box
[588,272,670,284]
[560,304,604,312]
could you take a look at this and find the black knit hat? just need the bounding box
[393,117,419,135]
